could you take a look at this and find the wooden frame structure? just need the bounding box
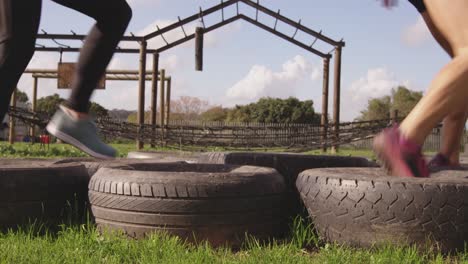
[32,0,344,150]
[21,69,171,147]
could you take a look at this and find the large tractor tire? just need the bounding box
[89,162,290,247]
[198,152,376,187]
[296,167,468,252]
[0,159,88,229]
[127,151,200,163]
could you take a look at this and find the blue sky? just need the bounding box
[19,0,450,121]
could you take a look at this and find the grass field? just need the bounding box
[0,141,377,159]
[0,218,466,264]
[0,142,462,263]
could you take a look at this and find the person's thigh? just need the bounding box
[51,0,129,21]
[424,0,468,55]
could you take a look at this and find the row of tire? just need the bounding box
[0,153,466,252]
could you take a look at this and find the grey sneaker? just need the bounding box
[46,105,116,159]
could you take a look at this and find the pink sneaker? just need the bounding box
[428,153,462,170]
[373,126,429,178]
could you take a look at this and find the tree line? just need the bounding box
[127,96,322,124]
[12,85,423,124]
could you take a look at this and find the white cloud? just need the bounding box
[224,55,320,105]
[342,67,411,121]
[402,16,431,47]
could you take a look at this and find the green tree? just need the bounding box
[357,86,422,121]
[227,97,321,124]
[37,94,109,118]
[15,88,29,103]
[200,106,229,122]
[391,86,423,117]
[36,94,65,116]
[358,96,392,121]
[89,102,109,118]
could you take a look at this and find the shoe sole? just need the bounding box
[46,122,115,160]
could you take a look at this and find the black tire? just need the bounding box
[54,158,197,179]
[89,162,290,247]
[0,159,88,229]
[127,151,199,163]
[198,152,376,187]
[296,167,468,252]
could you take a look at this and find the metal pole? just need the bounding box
[321,57,330,153]
[332,46,342,153]
[165,77,172,126]
[30,77,38,142]
[137,40,147,150]
[9,90,16,145]
[151,53,159,148]
[159,69,166,142]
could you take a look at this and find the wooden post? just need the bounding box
[195,27,204,71]
[165,77,172,126]
[391,109,399,125]
[9,89,16,145]
[30,77,38,142]
[332,46,342,153]
[151,53,159,148]
[160,69,166,141]
[137,40,147,150]
[321,57,330,153]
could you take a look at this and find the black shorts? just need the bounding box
[408,0,426,13]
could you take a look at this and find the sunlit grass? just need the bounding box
[0,217,465,264]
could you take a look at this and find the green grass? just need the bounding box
[0,143,464,263]
[0,218,466,264]
[0,142,173,158]
[0,142,379,159]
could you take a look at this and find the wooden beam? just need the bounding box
[151,53,160,148]
[159,69,166,142]
[321,57,330,152]
[34,47,156,54]
[30,77,38,141]
[240,15,330,58]
[156,15,241,53]
[332,46,342,153]
[144,0,240,40]
[240,0,344,47]
[195,27,204,71]
[165,77,172,126]
[137,41,147,150]
[9,90,16,145]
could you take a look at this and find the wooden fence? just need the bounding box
[101,118,393,149]
[8,106,466,152]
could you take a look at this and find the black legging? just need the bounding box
[0,0,132,121]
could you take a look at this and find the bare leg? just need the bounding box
[399,0,468,147]
[440,109,468,165]
[421,11,467,165]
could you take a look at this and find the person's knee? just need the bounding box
[102,1,132,31]
[445,110,467,122]
[120,1,133,26]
